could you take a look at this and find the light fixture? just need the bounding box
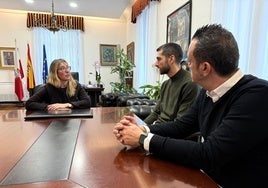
[25,0,34,3]
[69,2,78,8]
[33,0,73,33]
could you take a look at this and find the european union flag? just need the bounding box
[42,44,48,83]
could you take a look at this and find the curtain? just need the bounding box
[134,1,159,92]
[27,13,84,32]
[211,0,268,80]
[131,0,160,23]
[33,28,83,85]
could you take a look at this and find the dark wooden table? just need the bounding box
[0,107,218,188]
[84,87,104,107]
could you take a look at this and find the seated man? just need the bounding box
[26,59,91,111]
[113,24,268,187]
[144,43,198,124]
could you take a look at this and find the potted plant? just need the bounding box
[110,48,136,93]
[96,74,102,87]
[139,81,161,100]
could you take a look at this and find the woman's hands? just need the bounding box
[47,103,72,111]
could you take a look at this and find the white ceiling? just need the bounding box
[0,0,134,19]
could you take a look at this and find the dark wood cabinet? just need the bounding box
[84,87,104,107]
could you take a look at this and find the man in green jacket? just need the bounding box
[144,43,198,124]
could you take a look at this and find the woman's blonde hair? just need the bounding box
[46,59,77,97]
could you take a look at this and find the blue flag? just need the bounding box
[42,44,48,83]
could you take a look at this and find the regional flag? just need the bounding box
[19,59,24,79]
[42,44,48,83]
[27,43,35,91]
[14,48,24,101]
[14,68,24,101]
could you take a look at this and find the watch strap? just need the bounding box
[139,133,148,149]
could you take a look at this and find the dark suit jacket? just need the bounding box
[148,75,268,187]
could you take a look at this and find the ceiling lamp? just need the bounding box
[33,0,73,33]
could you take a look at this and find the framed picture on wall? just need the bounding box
[127,42,135,64]
[166,0,192,59]
[0,47,16,70]
[126,42,135,88]
[100,44,118,66]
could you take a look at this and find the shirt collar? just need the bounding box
[206,69,244,103]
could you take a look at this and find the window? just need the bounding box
[33,28,83,84]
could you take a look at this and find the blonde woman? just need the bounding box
[26,59,91,111]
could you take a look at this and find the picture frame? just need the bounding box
[127,42,135,64]
[0,47,16,70]
[100,44,118,66]
[126,42,135,88]
[166,0,192,59]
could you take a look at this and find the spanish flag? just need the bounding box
[27,43,35,91]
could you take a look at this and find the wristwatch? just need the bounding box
[139,133,148,149]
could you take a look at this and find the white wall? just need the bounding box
[157,0,212,45]
[0,9,31,100]
[82,16,127,92]
[0,0,213,100]
[0,9,127,100]
[125,0,212,85]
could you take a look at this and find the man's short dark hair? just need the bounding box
[192,24,239,76]
[157,43,183,64]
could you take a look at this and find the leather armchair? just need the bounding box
[100,92,156,120]
[127,98,156,120]
[30,84,45,97]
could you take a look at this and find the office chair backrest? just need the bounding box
[71,72,79,81]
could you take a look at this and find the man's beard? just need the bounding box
[160,66,169,75]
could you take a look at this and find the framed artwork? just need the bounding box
[166,0,192,59]
[127,42,135,64]
[0,47,16,70]
[100,44,118,66]
[126,42,134,88]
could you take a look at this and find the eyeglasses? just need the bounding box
[58,66,71,72]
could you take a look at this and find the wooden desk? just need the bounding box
[0,107,218,188]
[84,87,104,107]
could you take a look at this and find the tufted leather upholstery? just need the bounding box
[100,93,149,107]
[127,98,156,120]
[100,92,156,120]
[117,94,150,106]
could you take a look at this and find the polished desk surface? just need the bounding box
[0,107,218,188]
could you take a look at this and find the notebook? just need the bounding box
[25,108,93,120]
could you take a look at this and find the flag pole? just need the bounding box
[14,39,18,68]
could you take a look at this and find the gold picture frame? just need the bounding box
[127,42,135,64]
[100,44,118,66]
[0,47,16,70]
